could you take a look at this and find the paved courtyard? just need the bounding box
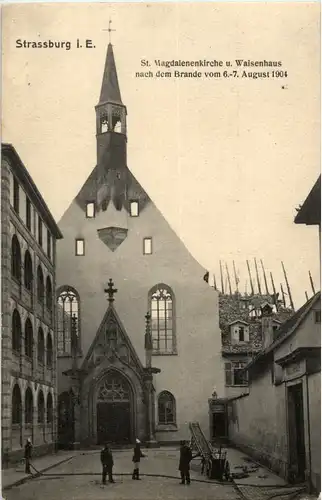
[3,447,311,500]
[3,448,241,500]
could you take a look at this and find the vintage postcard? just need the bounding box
[1,2,321,499]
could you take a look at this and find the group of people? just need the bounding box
[24,436,196,485]
[100,438,146,484]
[100,439,197,485]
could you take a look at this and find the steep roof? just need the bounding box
[98,43,123,105]
[1,143,63,239]
[294,175,321,225]
[246,292,321,369]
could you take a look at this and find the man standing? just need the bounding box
[132,438,145,480]
[100,443,115,485]
[24,438,32,474]
[179,440,193,485]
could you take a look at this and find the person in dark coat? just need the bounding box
[100,443,115,484]
[132,438,145,480]
[179,440,193,484]
[24,438,32,474]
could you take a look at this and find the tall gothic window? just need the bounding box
[37,390,45,423]
[12,384,22,424]
[25,318,33,359]
[150,284,176,354]
[37,265,44,303]
[11,235,21,282]
[158,391,176,425]
[57,287,80,356]
[24,250,33,291]
[46,276,53,313]
[37,327,45,364]
[12,309,22,353]
[46,392,53,423]
[46,333,53,368]
[25,387,33,424]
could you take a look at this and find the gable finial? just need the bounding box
[104,278,118,304]
[103,19,116,44]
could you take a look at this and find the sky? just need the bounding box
[2,2,320,309]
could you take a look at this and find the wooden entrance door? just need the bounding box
[96,372,132,445]
[287,383,306,482]
[97,402,131,444]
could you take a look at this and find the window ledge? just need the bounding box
[156,424,178,432]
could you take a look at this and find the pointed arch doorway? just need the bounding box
[96,372,133,445]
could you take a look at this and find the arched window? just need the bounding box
[37,327,45,364]
[46,276,53,312]
[12,384,22,424]
[158,391,176,425]
[37,265,44,303]
[24,250,33,291]
[12,309,22,353]
[46,392,53,423]
[11,235,21,282]
[37,390,45,423]
[57,287,80,356]
[25,318,33,359]
[25,387,33,424]
[149,284,176,354]
[46,333,53,368]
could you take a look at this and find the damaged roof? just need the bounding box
[245,291,321,370]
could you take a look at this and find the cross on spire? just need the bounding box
[104,278,118,304]
[103,19,116,44]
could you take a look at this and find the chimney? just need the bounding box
[261,302,274,348]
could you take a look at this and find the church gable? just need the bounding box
[75,163,150,217]
[82,305,144,376]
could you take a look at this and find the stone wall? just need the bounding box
[228,366,288,478]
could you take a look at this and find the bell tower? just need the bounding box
[95,42,127,166]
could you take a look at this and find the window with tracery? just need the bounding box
[158,391,176,425]
[100,113,109,133]
[57,287,80,355]
[97,375,130,402]
[150,285,175,354]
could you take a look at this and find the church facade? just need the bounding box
[56,42,224,447]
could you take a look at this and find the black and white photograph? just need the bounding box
[1,3,321,500]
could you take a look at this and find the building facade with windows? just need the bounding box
[55,42,223,447]
[1,144,63,465]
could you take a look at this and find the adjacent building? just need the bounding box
[1,144,63,466]
[226,178,321,494]
[55,42,223,448]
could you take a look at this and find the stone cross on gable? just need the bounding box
[104,278,118,304]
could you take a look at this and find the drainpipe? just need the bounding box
[306,373,312,494]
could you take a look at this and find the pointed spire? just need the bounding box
[99,43,123,105]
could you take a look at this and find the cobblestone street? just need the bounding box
[3,448,242,500]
